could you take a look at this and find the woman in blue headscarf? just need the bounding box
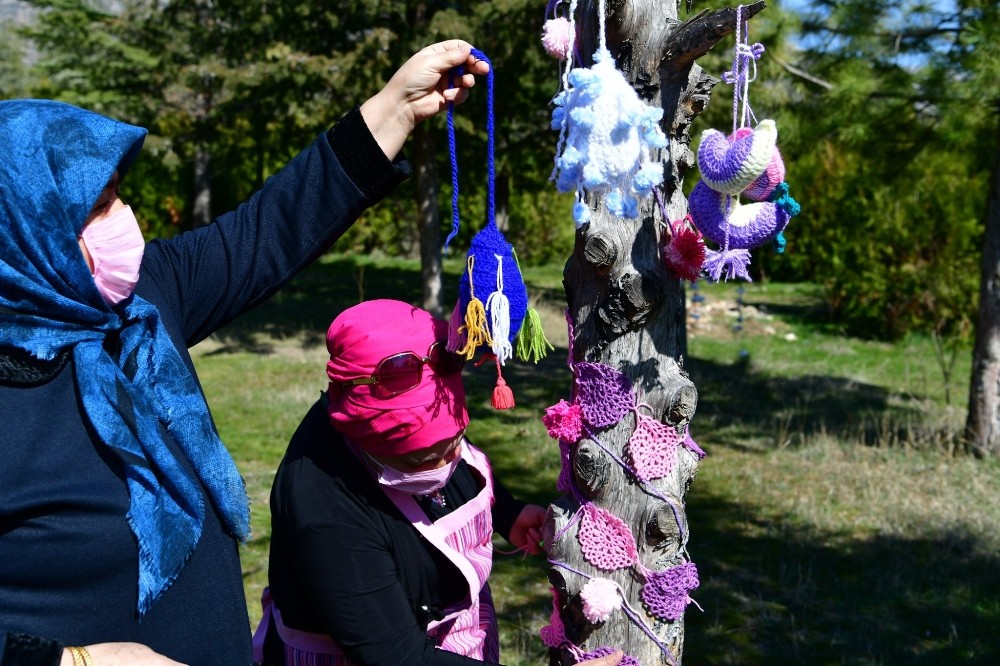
[0,41,488,666]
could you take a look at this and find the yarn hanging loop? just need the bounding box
[724,4,765,133]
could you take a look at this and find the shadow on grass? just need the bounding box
[686,355,934,450]
[488,486,1000,665]
[215,259,995,661]
[684,489,1000,665]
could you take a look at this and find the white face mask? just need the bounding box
[366,450,462,496]
[79,205,144,305]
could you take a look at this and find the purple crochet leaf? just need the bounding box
[575,362,634,428]
[641,561,700,622]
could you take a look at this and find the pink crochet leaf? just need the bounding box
[544,399,584,443]
[575,362,634,428]
[578,647,640,666]
[627,414,682,483]
[640,561,700,622]
[578,504,638,571]
[540,592,569,648]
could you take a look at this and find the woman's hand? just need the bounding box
[576,650,625,665]
[61,643,187,665]
[360,40,491,160]
[508,504,547,555]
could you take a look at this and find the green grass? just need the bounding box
[193,256,1000,665]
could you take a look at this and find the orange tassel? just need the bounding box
[491,358,515,410]
[492,376,515,410]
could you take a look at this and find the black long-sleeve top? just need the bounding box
[265,396,525,666]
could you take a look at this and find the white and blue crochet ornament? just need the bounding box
[687,5,800,282]
[443,48,553,409]
[548,0,667,227]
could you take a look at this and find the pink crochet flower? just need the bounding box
[580,578,621,623]
[543,399,584,443]
[541,17,573,60]
[662,216,706,283]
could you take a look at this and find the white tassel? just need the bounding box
[486,254,513,364]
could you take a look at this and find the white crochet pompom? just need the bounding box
[580,577,621,623]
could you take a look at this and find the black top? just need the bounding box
[0,108,409,666]
[265,397,525,666]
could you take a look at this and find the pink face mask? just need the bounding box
[79,205,145,305]
[365,450,462,496]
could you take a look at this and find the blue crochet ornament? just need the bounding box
[443,48,552,409]
[549,0,667,227]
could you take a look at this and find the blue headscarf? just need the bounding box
[0,100,250,614]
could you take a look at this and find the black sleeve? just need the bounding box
[0,632,63,666]
[288,520,489,666]
[140,106,411,347]
[491,477,527,544]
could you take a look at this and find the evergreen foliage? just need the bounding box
[15,0,999,340]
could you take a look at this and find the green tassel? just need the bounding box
[515,307,554,363]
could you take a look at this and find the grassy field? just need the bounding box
[192,254,1000,665]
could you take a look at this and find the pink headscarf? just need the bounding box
[325,299,469,456]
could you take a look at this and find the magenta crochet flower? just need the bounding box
[580,577,621,623]
[662,215,706,283]
[544,399,584,443]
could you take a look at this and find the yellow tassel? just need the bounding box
[458,256,493,359]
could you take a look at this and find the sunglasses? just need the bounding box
[343,341,465,397]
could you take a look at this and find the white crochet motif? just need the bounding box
[551,48,667,227]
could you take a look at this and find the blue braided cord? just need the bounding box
[444,65,463,250]
[469,48,496,231]
[444,48,496,249]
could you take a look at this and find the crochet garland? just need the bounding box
[443,48,554,410]
[539,313,704,664]
[687,4,802,282]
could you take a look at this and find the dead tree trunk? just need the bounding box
[543,2,764,663]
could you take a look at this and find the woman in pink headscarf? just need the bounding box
[254,300,620,666]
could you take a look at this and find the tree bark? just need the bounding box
[414,122,445,317]
[544,2,764,663]
[964,101,1000,458]
[191,140,212,228]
